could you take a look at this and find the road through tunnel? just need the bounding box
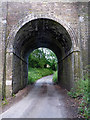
[5,18,81,97]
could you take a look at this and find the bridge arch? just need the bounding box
[5,15,81,97]
[7,13,78,51]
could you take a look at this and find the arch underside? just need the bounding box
[14,18,72,60]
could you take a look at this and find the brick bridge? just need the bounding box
[0,0,89,98]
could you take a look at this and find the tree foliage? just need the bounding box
[28,48,57,70]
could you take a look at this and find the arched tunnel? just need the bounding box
[6,18,81,97]
[1,1,88,118]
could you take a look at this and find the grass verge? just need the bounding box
[28,67,53,84]
[53,71,58,83]
[67,74,89,118]
[52,70,89,118]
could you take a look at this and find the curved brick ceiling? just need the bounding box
[14,18,72,60]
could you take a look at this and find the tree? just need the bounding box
[28,48,57,70]
[44,48,57,70]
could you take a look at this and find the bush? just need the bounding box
[53,71,58,83]
[67,74,89,118]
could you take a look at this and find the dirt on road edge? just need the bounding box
[2,84,33,113]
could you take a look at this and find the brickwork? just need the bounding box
[0,0,2,112]
[1,1,89,97]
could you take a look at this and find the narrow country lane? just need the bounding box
[1,75,78,118]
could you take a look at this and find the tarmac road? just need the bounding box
[1,75,78,118]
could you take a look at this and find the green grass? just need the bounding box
[67,74,89,118]
[53,71,58,83]
[28,67,53,84]
[2,98,8,106]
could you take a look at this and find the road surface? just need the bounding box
[1,75,78,118]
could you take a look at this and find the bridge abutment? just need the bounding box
[58,50,81,90]
[5,51,28,97]
[6,52,13,97]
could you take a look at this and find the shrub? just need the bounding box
[67,74,89,118]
